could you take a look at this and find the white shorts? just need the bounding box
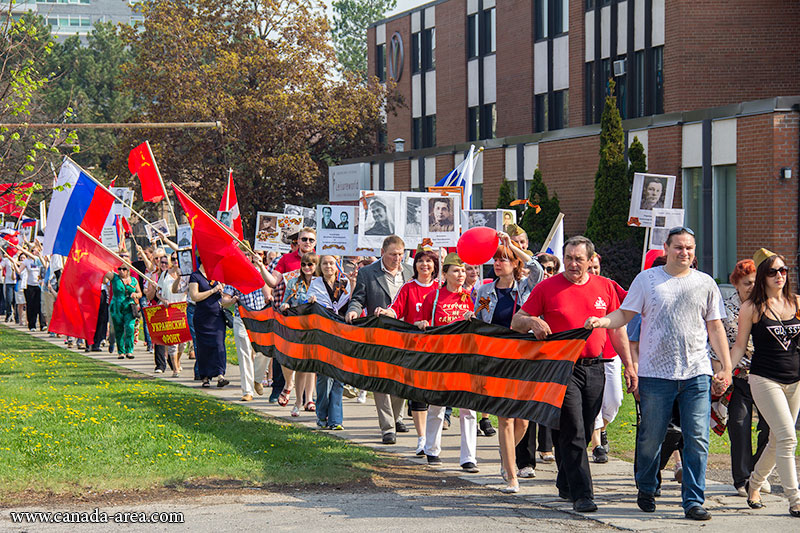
[15,290,25,304]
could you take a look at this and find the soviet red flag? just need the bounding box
[128,142,165,203]
[49,228,122,341]
[173,185,264,294]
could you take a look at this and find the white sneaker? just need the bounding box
[356,390,367,403]
[737,486,748,497]
[761,480,772,494]
[518,466,536,478]
[154,369,163,374]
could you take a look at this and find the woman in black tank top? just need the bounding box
[730,252,800,517]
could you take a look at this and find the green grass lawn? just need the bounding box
[0,326,377,497]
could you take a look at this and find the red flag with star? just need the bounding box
[128,141,165,202]
[49,228,122,341]
[173,185,263,294]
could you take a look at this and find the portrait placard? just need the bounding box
[144,218,170,242]
[177,248,194,276]
[176,224,192,248]
[649,208,685,250]
[461,209,502,231]
[254,212,285,252]
[629,172,676,227]
[357,191,401,249]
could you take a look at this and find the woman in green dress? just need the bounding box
[103,259,142,359]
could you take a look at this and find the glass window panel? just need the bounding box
[467,15,478,58]
[713,165,737,282]
[682,168,704,262]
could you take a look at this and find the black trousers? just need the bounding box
[516,423,554,469]
[553,362,605,501]
[728,376,770,488]
[24,285,44,330]
[92,291,109,349]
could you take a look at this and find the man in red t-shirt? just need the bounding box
[511,236,636,513]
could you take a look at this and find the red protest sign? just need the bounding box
[142,302,192,345]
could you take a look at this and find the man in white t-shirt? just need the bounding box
[585,227,732,521]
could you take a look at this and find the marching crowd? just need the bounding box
[3,221,800,521]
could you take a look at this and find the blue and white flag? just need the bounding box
[544,214,565,272]
[435,145,479,209]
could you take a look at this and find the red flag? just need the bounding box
[128,142,165,202]
[218,170,244,240]
[49,229,122,341]
[173,185,263,294]
[0,182,34,217]
[120,216,133,234]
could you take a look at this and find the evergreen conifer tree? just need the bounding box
[520,167,561,249]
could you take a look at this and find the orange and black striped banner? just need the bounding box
[241,303,590,427]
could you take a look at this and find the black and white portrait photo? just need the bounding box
[176,224,192,248]
[320,206,337,229]
[640,177,667,210]
[177,249,194,276]
[465,209,498,230]
[428,197,454,232]
[405,196,422,237]
[629,172,676,227]
[365,196,395,235]
[216,210,233,228]
[337,211,349,229]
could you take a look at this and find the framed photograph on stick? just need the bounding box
[628,172,676,227]
[254,212,284,252]
[649,208,685,250]
[357,191,401,249]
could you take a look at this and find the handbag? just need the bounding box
[130,301,140,319]
[223,307,234,329]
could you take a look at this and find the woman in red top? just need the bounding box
[415,253,480,473]
[376,246,440,454]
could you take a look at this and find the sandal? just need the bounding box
[305,401,316,412]
[277,388,291,406]
[291,405,300,417]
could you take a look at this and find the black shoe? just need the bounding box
[600,430,609,452]
[217,378,230,388]
[479,418,496,436]
[426,454,442,466]
[592,445,608,463]
[573,498,598,513]
[90,346,101,352]
[382,432,396,445]
[746,481,764,509]
[201,379,210,388]
[637,491,656,512]
[685,506,711,521]
[395,421,409,433]
[790,506,800,517]
[443,415,450,430]
[461,462,479,473]
[415,449,425,456]
[654,487,662,497]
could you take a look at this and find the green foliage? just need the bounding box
[585,80,629,245]
[43,22,134,180]
[520,167,561,250]
[626,136,647,244]
[0,12,77,188]
[331,0,397,80]
[495,179,518,218]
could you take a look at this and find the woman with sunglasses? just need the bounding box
[376,245,440,454]
[730,250,800,517]
[278,252,319,415]
[103,258,142,360]
[307,255,352,430]
[472,233,544,492]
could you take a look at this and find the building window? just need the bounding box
[535,93,548,133]
[713,165,737,281]
[615,57,627,119]
[472,183,483,209]
[553,0,568,36]
[534,0,548,41]
[682,167,705,263]
[468,106,480,141]
[482,7,495,54]
[468,105,495,141]
[551,89,568,130]
[421,28,435,70]
[585,62,596,124]
[635,50,645,118]
[411,33,420,73]
[653,46,664,114]
[467,14,478,59]
[413,115,436,149]
[376,44,385,82]
[585,0,595,9]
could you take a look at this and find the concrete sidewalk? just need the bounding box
[5,321,800,531]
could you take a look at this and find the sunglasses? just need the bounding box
[300,237,316,243]
[118,266,128,271]
[766,266,789,278]
[668,226,695,237]
[543,266,555,274]
[301,262,316,267]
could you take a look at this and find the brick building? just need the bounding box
[337,0,800,283]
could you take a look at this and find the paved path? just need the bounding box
[3,322,800,532]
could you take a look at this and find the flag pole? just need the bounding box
[145,140,180,229]
[539,212,565,254]
[172,183,253,253]
[64,156,154,227]
[76,226,151,282]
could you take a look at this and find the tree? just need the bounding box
[520,167,561,250]
[331,0,396,79]
[116,0,396,231]
[585,80,629,245]
[0,11,77,195]
[626,136,647,244]
[496,179,518,219]
[43,22,134,181]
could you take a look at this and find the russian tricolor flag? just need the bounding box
[43,158,115,256]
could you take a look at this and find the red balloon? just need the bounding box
[457,227,499,265]
[644,249,665,270]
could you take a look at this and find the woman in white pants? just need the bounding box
[730,250,800,518]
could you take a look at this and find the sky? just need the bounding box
[323,0,427,22]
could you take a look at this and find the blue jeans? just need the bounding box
[4,284,14,318]
[186,303,199,378]
[139,296,152,348]
[316,375,343,427]
[636,375,711,511]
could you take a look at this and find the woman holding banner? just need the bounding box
[472,234,544,493]
[279,252,319,415]
[376,245,440,455]
[188,261,229,389]
[307,255,351,430]
[416,252,480,472]
[103,255,142,360]
[157,254,187,377]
